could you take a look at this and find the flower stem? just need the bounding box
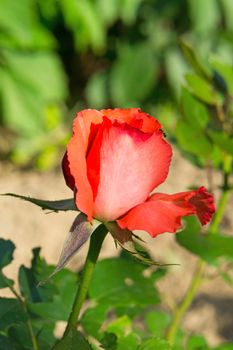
[63,224,108,337]
[166,175,231,345]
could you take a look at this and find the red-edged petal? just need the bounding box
[64,108,168,220]
[62,152,75,190]
[118,187,215,237]
[188,186,215,225]
[101,108,162,133]
[90,120,172,222]
[86,119,111,201]
[66,109,103,219]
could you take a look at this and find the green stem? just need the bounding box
[166,177,230,345]
[63,224,108,336]
[209,189,230,234]
[166,260,206,344]
[8,284,39,350]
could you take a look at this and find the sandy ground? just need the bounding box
[0,149,232,346]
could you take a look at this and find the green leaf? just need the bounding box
[80,303,109,339]
[120,0,144,24]
[105,315,132,338]
[52,327,92,350]
[181,87,210,130]
[89,258,160,304]
[187,334,208,349]
[176,217,233,264]
[0,68,44,136]
[0,50,67,140]
[117,333,141,350]
[0,239,15,289]
[210,57,233,94]
[81,256,161,339]
[145,311,171,337]
[2,193,76,212]
[19,248,77,320]
[185,74,221,105]
[180,39,211,80]
[188,0,219,34]
[219,0,233,31]
[0,298,27,330]
[29,269,77,321]
[8,321,56,350]
[137,337,172,350]
[8,323,32,350]
[110,44,157,106]
[60,0,105,52]
[0,335,13,349]
[100,333,117,350]
[0,274,14,289]
[3,50,67,101]
[208,131,233,156]
[96,0,120,25]
[97,0,142,25]
[165,48,188,99]
[176,120,212,156]
[0,0,54,48]
[0,239,15,269]
[19,248,77,322]
[19,248,56,303]
[85,70,108,108]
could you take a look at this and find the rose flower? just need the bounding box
[63,108,215,237]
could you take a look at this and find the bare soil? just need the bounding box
[1,149,232,346]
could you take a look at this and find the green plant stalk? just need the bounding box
[166,181,230,345]
[209,189,230,234]
[8,284,39,350]
[165,260,206,344]
[63,224,108,337]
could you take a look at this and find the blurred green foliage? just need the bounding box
[0,0,232,168]
[1,238,233,349]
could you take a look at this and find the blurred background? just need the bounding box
[0,0,232,168]
[0,0,233,347]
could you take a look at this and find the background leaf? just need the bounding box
[137,337,172,350]
[0,298,27,330]
[0,239,15,269]
[176,217,233,264]
[81,255,162,339]
[110,44,157,106]
[0,239,15,289]
[208,131,233,156]
[185,74,221,105]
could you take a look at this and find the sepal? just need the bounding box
[51,213,101,277]
[2,193,76,212]
[106,222,175,266]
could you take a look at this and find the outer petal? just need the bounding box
[188,186,215,225]
[64,108,167,220]
[89,120,172,221]
[118,187,215,237]
[101,108,162,133]
[66,109,103,219]
[62,152,75,190]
